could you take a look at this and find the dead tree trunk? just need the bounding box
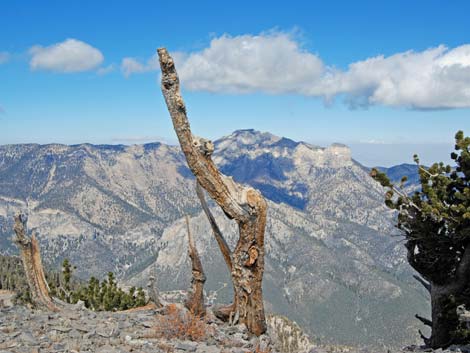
[158,48,268,335]
[13,214,59,311]
[184,215,206,317]
[147,252,163,308]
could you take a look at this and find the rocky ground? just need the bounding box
[0,300,277,353]
[1,297,470,353]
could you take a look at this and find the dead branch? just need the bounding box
[184,215,206,317]
[195,181,233,271]
[415,314,432,327]
[419,329,431,347]
[413,274,431,293]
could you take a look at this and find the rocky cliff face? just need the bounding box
[0,130,428,348]
[0,142,198,276]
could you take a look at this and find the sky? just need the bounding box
[1,0,469,166]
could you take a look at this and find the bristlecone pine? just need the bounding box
[158,47,268,336]
[371,131,470,348]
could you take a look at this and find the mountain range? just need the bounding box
[0,129,427,348]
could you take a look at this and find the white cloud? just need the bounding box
[314,45,470,109]
[97,64,115,75]
[177,32,324,94]
[121,54,159,77]
[0,52,10,64]
[29,39,104,73]
[123,31,470,109]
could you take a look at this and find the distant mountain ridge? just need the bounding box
[0,130,428,348]
[377,164,420,186]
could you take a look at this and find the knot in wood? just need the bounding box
[240,251,250,263]
[162,78,173,90]
[246,189,260,208]
[245,246,259,267]
[192,135,214,156]
[175,93,186,112]
[14,237,31,246]
[193,272,206,283]
[457,304,470,323]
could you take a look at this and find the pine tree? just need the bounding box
[1,255,146,312]
[135,287,147,307]
[60,259,73,303]
[371,130,470,348]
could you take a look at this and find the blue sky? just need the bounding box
[1,0,469,166]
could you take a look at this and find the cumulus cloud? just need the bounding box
[177,32,324,94]
[314,45,470,109]
[122,31,470,109]
[121,54,159,77]
[29,39,104,72]
[0,52,10,64]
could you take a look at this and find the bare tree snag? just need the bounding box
[415,314,432,327]
[158,47,268,335]
[13,214,59,311]
[184,215,206,317]
[147,253,163,308]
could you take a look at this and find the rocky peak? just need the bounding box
[215,129,297,153]
[292,143,352,170]
[214,129,353,170]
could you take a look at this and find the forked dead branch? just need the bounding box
[158,47,268,336]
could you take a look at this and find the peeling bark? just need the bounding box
[158,48,267,335]
[13,214,59,312]
[184,215,206,317]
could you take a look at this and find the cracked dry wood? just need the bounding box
[13,214,59,312]
[158,47,267,335]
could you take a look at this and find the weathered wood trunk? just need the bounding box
[231,214,267,333]
[184,215,206,317]
[158,48,267,335]
[13,214,59,311]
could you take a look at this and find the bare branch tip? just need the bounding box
[157,47,174,70]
